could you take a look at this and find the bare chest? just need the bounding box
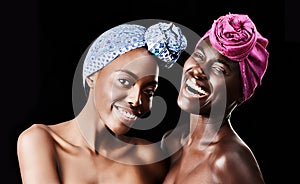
[56,148,156,184]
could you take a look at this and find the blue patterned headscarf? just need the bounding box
[82,22,187,86]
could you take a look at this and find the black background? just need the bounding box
[2,0,299,183]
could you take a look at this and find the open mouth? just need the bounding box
[185,78,209,98]
[113,105,138,124]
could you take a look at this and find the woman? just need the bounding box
[162,13,269,184]
[17,22,187,184]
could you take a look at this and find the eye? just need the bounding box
[192,51,204,61]
[213,66,224,74]
[118,78,131,87]
[143,88,155,97]
[212,63,227,75]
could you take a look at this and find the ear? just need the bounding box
[85,72,98,88]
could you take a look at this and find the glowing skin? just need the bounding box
[162,38,265,184]
[91,47,159,136]
[177,38,242,117]
[17,48,168,184]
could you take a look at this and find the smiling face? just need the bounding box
[177,38,242,117]
[90,47,159,135]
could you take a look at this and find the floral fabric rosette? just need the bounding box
[198,13,269,102]
[82,22,187,86]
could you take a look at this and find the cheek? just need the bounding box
[210,76,226,94]
[183,55,200,69]
[177,91,201,114]
[142,97,152,111]
[183,58,195,69]
[95,79,125,101]
[94,80,114,106]
[209,76,228,105]
[226,81,242,102]
[94,89,111,109]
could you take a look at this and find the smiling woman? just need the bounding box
[162,13,269,184]
[89,48,160,135]
[17,22,187,184]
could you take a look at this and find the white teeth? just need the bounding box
[186,79,207,95]
[118,108,137,119]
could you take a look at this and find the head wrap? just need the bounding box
[83,22,187,86]
[197,13,269,103]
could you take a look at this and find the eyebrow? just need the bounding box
[216,59,233,71]
[196,45,233,71]
[116,70,139,80]
[195,45,205,53]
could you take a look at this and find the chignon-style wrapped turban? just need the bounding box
[198,13,269,103]
[83,22,187,86]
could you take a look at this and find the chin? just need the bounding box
[177,98,201,115]
[106,124,130,136]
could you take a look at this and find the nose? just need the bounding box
[127,85,142,108]
[191,64,207,80]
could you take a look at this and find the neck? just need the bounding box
[187,113,230,150]
[74,90,110,151]
[75,90,132,155]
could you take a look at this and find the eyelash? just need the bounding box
[192,51,204,61]
[212,64,227,75]
[143,89,155,97]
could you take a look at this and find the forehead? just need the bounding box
[196,38,239,68]
[103,47,159,77]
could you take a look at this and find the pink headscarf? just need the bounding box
[198,13,269,103]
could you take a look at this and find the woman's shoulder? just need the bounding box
[18,122,75,147]
[18,124,54,142]
[215,131,256,158]
[211,134,265,183]
[17,124,56,151]
[17,123,59,165]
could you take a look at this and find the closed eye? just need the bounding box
[212,61,229,75]
[212,65,226,74]
[192,51,204,61]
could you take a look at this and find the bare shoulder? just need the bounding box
[17,124,62,183]
[211,136,265,184]
[17,124,55,152]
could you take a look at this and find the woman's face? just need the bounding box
[92,48,159,135]
[177,38,242,116]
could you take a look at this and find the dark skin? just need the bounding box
[17,48,168,184]
[162,38,265,184]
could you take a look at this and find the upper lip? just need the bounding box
[184,74,210,96]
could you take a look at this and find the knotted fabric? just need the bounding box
[198,13,269,102]
[83,22,187,86]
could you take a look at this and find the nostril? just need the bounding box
[199,74,207,80]
[192,67,207,80]
[193,72,207,80]
[128,101,141,108]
